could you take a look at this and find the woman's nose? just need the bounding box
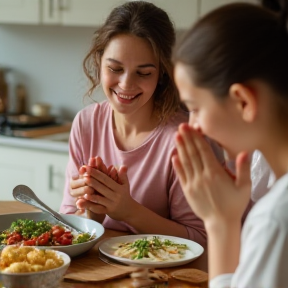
[119,73,136,90]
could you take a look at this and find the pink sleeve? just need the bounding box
[59,112,83,214]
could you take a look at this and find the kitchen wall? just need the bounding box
[0,24,106,120]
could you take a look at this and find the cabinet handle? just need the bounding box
[58,0,67,11]
[49,165,64,191]
[49,165,55,191]
[49,0,54,18]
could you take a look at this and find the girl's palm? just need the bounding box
[172,123,251,225]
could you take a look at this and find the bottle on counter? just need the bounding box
[15,84,27,115]
[0,69,8,114]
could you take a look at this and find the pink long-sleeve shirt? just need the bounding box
[60,101,223,246]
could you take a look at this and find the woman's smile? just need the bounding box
[111,89,142,103]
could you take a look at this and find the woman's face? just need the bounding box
[174,62,249,157]
[100,34,159,116]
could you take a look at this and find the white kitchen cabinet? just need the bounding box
[0,0,198,29]
[41,0,198,29]
[0,0,40,24]
[0,145,68,212]
[42,0,125,26]
[199,0,259,17]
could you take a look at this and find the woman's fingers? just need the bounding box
[70,185,95,197]
[83,170,116,199]
[108,165,119,182]
[76,198,107,214]
[84,192,113,208]
[117,165,128,186]
[95,156,108,174]
[69,175,95,197]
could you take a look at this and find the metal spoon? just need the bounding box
[13,184,83,234]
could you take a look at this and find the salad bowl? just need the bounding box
[0,212,105,257]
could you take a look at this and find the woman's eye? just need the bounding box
[137,72,151,77]
[108,67,122,73]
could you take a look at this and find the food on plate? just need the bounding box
[0,219,93,246]
[170,268,208,285]
[113,236,189,261]
[0,245,64,273]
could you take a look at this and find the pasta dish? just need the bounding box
[113,236,188,261]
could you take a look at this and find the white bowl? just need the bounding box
[0,250,70,288]
[0,212,105,257]
[31,103,51,117]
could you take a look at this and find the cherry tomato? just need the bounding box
[62,232,73,239]
[57,233,73,245]
[23,239,37,246]
[59,237,72,245]
[37,232,50,246]
[52,226,65,238]
[7,232,22,245]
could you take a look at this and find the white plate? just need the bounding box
[0,212,105,258]
[99,234,204,268]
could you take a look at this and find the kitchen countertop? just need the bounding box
[0,134,69,153]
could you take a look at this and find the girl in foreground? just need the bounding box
[173,2,288,287]
[60,1,224,245]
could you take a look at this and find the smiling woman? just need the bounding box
[59,1,224,247]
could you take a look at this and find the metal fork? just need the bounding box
[13,184,83,234]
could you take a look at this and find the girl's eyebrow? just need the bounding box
[106,58,157,69]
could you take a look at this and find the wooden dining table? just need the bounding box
[0,201,208,288]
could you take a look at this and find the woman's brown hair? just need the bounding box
[83,1,181,123]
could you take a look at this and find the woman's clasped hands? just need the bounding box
[70,156,136,221]
[172,123,252,228]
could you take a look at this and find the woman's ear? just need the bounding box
[229,83,257,122]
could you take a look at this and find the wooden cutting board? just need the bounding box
[12,122,72,138]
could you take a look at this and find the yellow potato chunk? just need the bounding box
[0,246,64,273]
[3,262,32,273]
[18,246,35,254]
[27,249,46,266]
[1,246,27,267]
[44,259,59,270]
[31,264,45,272]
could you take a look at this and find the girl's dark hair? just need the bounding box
[261,0,284,12]
[174,2,288,100]
[83,1,180,123]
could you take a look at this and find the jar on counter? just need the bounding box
[0,69,8,114]
[15,84,27,115]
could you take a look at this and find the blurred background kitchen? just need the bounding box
[0,0,257,211]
